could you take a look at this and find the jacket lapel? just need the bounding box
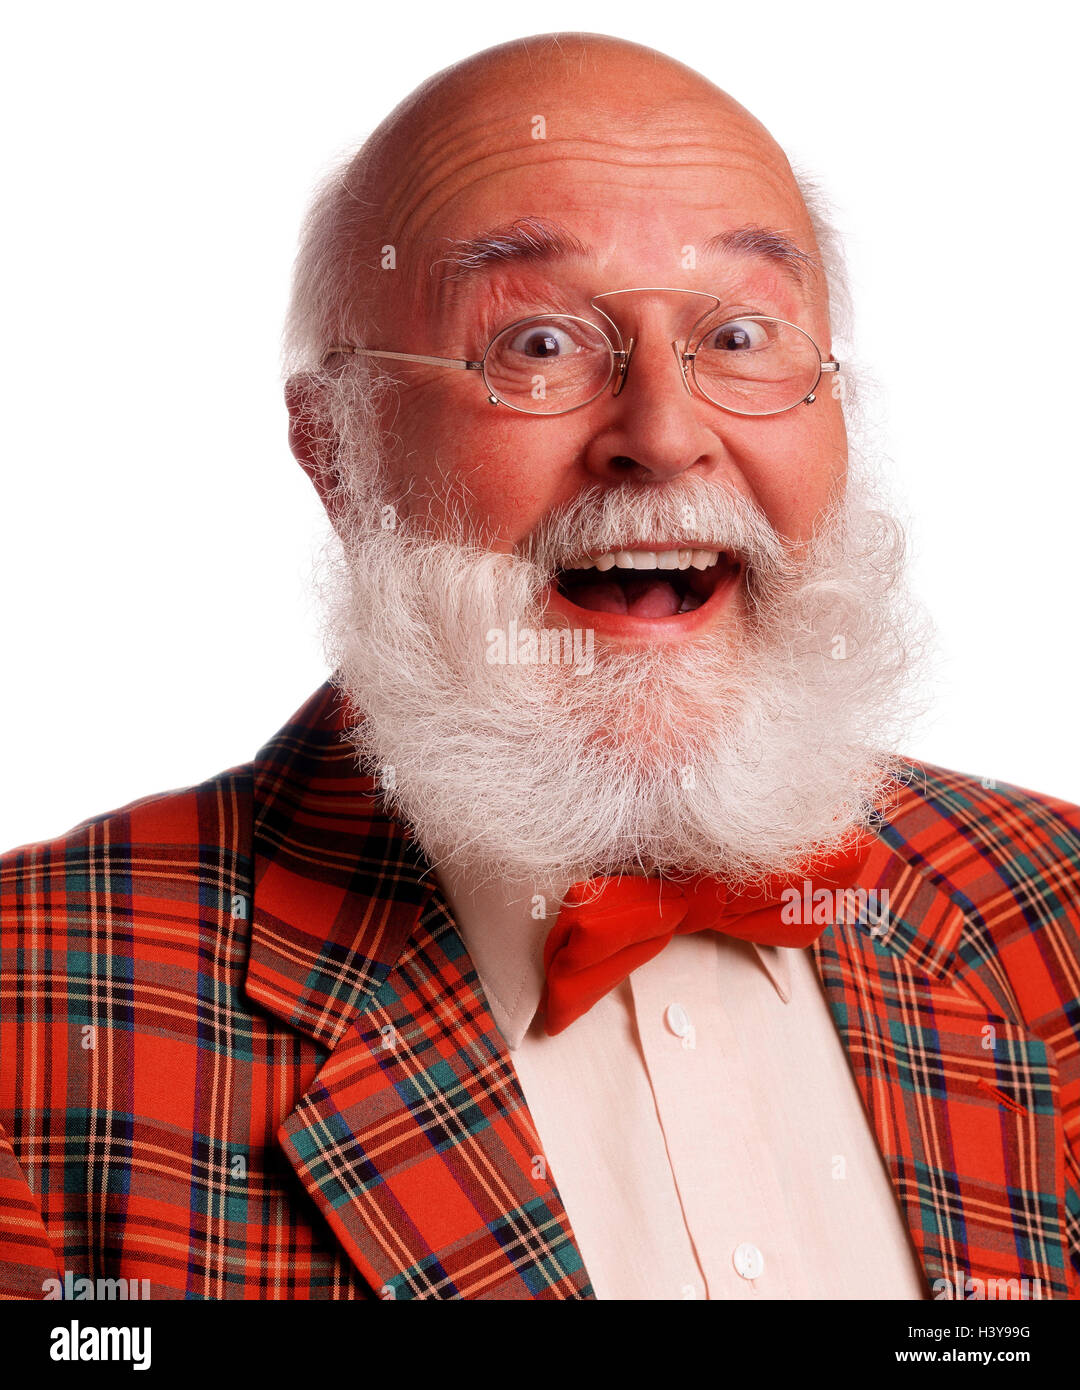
[813,829,1073,1298]
[242,680,593,1300]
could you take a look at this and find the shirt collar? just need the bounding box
[436,863,793,1050]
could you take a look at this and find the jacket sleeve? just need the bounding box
[0,1120,62,1299]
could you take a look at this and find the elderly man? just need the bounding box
[2,33,1078,1304]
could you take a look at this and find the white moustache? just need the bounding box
[520,477,789,580]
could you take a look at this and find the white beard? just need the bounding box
[317,402,923,893]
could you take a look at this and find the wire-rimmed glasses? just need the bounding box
[320,287,840,418]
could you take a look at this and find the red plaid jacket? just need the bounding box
[2,679,1079,1300]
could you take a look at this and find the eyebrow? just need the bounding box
[430,215,818,294]
[431,217,588,288]
[703,225,818,286]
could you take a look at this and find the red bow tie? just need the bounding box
[539,837,873,1035]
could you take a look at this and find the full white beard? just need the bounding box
[318,402,922,893]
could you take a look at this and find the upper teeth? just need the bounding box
[571,548,723,572]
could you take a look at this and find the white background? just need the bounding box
[3,1,1078,848]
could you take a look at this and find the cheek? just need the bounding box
[736,395,848,540]
[386,390,586,544]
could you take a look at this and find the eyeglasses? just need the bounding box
[321,287,840,417]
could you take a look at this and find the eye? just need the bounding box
[706,318,772,351]
[505,321,580,358]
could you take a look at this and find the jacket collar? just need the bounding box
[244,679,432,1051]
[241,681,1072,1299]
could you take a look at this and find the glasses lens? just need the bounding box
[691,316,822,415]
[483,316,614,414]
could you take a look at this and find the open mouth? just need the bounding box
[552,547,742,618]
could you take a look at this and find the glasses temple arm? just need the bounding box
[320,347,483,370]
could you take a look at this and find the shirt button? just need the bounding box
[665,1003,691,1038]
[733,1242,765,1280]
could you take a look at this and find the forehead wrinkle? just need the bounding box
[378,118,799,242]
[377,94,760,205]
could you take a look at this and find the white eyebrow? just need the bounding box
[431,216,588,286]
[703,225,820,287]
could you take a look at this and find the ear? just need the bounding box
[285,372,339,516]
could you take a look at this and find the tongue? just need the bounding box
[564,576,682,617]
[624,576,682,617]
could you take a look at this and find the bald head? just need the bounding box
[284,33,845,373]
[366,33,792,232]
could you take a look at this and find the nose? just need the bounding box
[582,324,727,486]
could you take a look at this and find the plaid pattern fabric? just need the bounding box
[1,678,1078,1299]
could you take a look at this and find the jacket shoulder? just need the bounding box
[0,764,255,938]
[881,759,1080,882]
[880,759,1080,1023]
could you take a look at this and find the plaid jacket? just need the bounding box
[1,679,1079,1300]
